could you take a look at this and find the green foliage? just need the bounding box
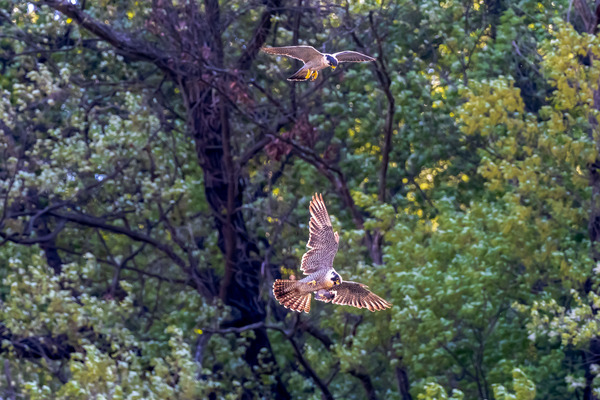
[418,383,464,400]
[493,368,536,400]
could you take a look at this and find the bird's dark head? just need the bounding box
[330,271,342,286]
[326,54,338,69]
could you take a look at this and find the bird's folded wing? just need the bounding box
[301,193,339,275]
[261,46,322,63]
[314,289,335,302]
[333,51,375,63]
[331,281,392,311]
[287,65,311,81]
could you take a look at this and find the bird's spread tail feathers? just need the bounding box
[273,280,311,313]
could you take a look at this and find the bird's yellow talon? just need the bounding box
[308,280,316,286]
[305,69,311,79]
[310,71,318,81]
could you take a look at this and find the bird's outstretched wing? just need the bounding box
[324,281,392,311]
[261,46,322,63]
[332,51,375,63]
[300,193,339,275]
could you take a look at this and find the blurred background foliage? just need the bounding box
[2,0,600,399]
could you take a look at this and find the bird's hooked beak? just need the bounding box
[331,65,336,70]
[333,275,342,286]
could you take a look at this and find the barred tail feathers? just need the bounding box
[272,279,296,299]
[273,279,311,313]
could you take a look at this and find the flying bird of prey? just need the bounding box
[272,194,392,313]
[261,45,375,82]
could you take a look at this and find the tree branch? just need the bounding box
[49,210,214,297]
[204,321,265,334]
[0,324,75,363]
[0,219,66,245]
[237,0,282,70]
[287,335,335,400]
[349,369,378,400]
[574,0,595,32]
[4,359,16,400]
[51,210,187,265]
[41,0,172,70]
[367,12,395,204]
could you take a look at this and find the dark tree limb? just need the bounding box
[4,360,16,400]
[0,219,67,245]
[349,369,378,400]
[367,12,395,205]
[205,319,338,400]
[204,321,266,334]
[194,330,213,374]
[574,0,595,32]
[574,3,600,398]
[237,0,282,70]
[41,0,172,70]
[0,324,75,362]
[395,364,413,400]
[238,135,273,168]
[287,334,335,400]
[47,210,214,298]
[50,211,184,265]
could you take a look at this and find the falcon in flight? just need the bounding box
[261,45,375,82]
[273,194,392,313]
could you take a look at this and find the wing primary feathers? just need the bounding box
[261,46,322,63]
[300,193,339,275]
[328,281,392,311]
[333,51,376,63]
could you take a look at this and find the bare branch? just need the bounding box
[4,360,16,400]
[203,321,266,334]
[349,369,378,400]
[40,0,172,70]
[0,219,67,245]
[49,210,214,298]
[287,334,335,400]
[51,210,186,264]
[367,12,395,204]
[237,0,282,70]
[574,0,595,32]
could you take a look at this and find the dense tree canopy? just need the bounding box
[3,0,600,399]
